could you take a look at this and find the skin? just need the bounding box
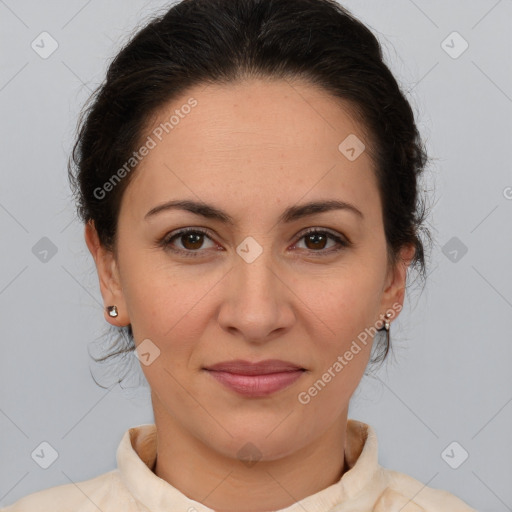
[85,77,414,512]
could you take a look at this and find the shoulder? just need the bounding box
[373,467,477,511]
[339,420,476,511]
[0,470,136,512]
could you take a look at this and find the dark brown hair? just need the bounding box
[68,0,432,387]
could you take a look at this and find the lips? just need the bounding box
[204,359,306,397]
[205,359,304,374]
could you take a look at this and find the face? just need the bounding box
[87,77,412,461]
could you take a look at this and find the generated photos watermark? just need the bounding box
[297,302,402,405]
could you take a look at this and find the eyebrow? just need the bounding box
[144,199,364,224]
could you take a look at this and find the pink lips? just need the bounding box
[204,359,305,397]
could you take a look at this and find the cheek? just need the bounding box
[121,260,226,382]
[294,265,383,349]
[119,245,200,337]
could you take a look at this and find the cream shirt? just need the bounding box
[2,419,476,511]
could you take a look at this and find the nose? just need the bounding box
[217,248,295,344]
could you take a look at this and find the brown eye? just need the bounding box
[179,231,206,250]
[294,228,350,254]
[304,232,329,250]
[161,228,217,257]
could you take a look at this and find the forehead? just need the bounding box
[121,77,380,222]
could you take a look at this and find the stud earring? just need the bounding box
[384,312,392,331]
[107,305,118,318]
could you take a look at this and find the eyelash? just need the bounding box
[158,227,352,258]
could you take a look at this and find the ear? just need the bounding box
[84,220,130,327]
[379,243,416,321]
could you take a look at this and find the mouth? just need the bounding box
[203,359,306,397]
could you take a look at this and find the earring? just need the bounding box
[384,312,392,331]
[107,305,118,318]
[383,312,392,355]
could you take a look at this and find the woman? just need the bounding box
[3,0,476,510]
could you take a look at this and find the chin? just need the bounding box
[203,418,315,463]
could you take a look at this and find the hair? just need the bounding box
[68,0,433,388]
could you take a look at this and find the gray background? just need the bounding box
[1,0,511,510]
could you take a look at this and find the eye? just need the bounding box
[160,228,218,257]
[292,228,351,254]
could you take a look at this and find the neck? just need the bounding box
[151,396,348,512]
